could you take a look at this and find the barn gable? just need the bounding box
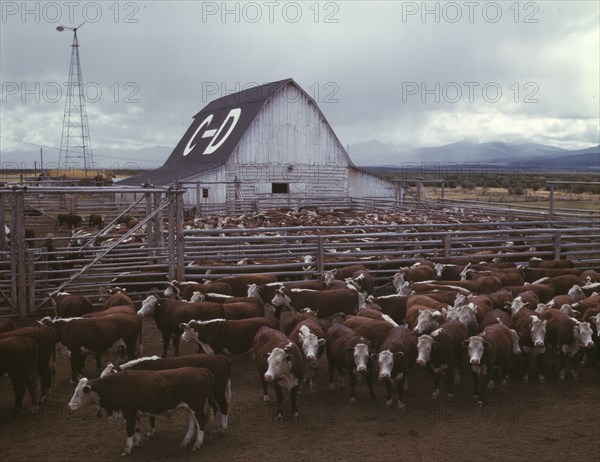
[122,78,398,206]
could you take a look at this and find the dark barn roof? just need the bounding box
[121,79,293,186]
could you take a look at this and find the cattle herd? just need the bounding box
[0,256,599,456]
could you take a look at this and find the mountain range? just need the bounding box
[347,140,600,170]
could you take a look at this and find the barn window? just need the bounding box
[202,188,209,198]
[272,183,289,194]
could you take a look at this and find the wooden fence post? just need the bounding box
[549,183,555,219]
[175,185,185,282]
[155,192,164,249]
[317,236,324,281]
[443,234,451,258]
[167,191,176,281]
[27,248,36,315]
[146,192,154,258]
[11,191,27,317]
[553,232,561,260]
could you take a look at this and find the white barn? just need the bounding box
[122,79,398,210]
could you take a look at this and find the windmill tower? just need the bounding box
[56,23,94,174]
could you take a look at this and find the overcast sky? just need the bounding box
[1,0,599,168]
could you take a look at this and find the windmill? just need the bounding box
[56,22,94,175]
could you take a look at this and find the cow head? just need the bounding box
[189,291,205,302]
[567,285,585,302]
[457,303,478,327]
[350,342,370,375]
[529,315,547,348]
[453,293,468,309]
[414,310,443,335]
[374,350,404,380]
[298,325,325,362]
[397,281,414,296]
[344,277,361,292]
[164,280,180,299]
[434,263,444,280]
[137,295,158,317]
[180,321,199,343]
[100,363,116,378]
[68,378,99,410]
[509,296,528,316]
[574,322,594,349]
[324,271,335,286]
[392,272,405,292]
[264,345,294,382]
[559,304,580,318]
[271,288,291,309]
[247,283,261,299]
[416,334,435,366]
[463,336,490,365]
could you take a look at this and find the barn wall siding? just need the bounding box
[178,81,396,206]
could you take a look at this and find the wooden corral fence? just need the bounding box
[0,186,186,317]
[2,184,600,318]
[183,220,600,286]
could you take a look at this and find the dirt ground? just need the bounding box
[1,316,599,462]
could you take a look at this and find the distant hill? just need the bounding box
[349,140,599,171]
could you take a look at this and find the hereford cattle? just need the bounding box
[181,317,279,354]
[325,323,376,403]
[465,270,525,287]
[547,285,586,309]
[406,294,449,310]
[102,287,135,310]
[0,326,56,400]
[405,306,446,335]
[463,323,522,405]
[271,287,359,319]
[50,291,95,318]
[346,269,374,294]
[372,294,409,324]
[580,269,600,285]
[137,295,224,357]
[102,354,231,431]
[214,274,277,297]
[531,275,580,296]
[0,336,40,417]
[581,307,600,361]
[571,294,600,318]
[523,267,581,283]
[39,314,141,383]
[165,280,232,300]
[253,326,304,420]
[396,262,435,283]
[505,284,555,303]
[56,213,83,230]
[330,264,368,280]
[343,315,396,352]
[416,321,469,399]
[489,289,514,311]
[88,214,104,229]
[0,318,16,333]
[528,258,574,269]
[288,317,326,394]
[248,281,324,306]
[280,309,319,337]
[539,309,594,381]
[68,367,214,455]
[434,263,467,281]
[511,307,547,383]
[372,326,417,410]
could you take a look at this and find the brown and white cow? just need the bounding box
[511,307,547,383]
[0,336,40,417]
[39,314,141,383]
[372,326,417,410]
[370,294,410,324]
[102,354,231,431]
[50,291,95,318]
[0,326,56,400]
[102,287,135,310]
[137,295,224,357]
[254,326,304,420]
[165,280,232,300]
[405,306,446,335]
[539,309,594,381]
[214,274,277,297]
[271,287,358,319]
[463,323,521,405]
[416,321,469,399]
[343,315,396,352]
[181,317,279,354]
[325,323,376,403]
[288,317,326,394]
[68,367,214,455]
